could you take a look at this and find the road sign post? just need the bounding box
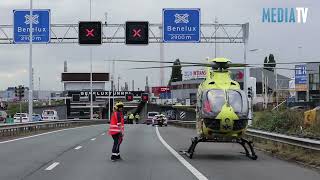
[78,21,102,119]
[13,9,50,43]
[163,8,200,43]
[14,7,50,124]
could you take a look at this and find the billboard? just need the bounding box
[183,69,206,80]
[295,65,307,84]
[152,86,171,97]
[183,69,244,81]
[295,65,307,91]
[61,73,109,82]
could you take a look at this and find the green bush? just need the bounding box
[253,110,304,134]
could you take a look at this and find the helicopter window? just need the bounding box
[227,90,243,113]
[205,90,225,113]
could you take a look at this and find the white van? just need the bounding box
[145,112,159,125]
[13,113,29,123]
[42,110,59,120]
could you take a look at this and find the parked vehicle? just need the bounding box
[32,114,42,121]
[13,113,29,123]
[145,112,159,125]
[0,110,7,123]
[42,110,59,120]
[152,114,168,127]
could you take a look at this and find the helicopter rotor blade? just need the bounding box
[247,66,315,71]
[105,59,209,65]
[129,64,206,70]
[247,61,320,65]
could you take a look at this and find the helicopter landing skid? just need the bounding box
[237,138,258,160]
[180,137,258,160]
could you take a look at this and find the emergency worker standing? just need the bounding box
[108,102,125,161]
[134,113,140,124]
[128,113,134,124]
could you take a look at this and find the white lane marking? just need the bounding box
[155,127,208,180]
[0,124,104,144]
[91,138,96,141]
[74,146,82,150]
[45,162,60,171]
[101,133,105,136]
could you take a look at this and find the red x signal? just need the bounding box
[86,29,95,37]
[132,29,141,38]
[126,94,134,101]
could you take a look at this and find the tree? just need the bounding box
[268,54,276,71]
[168,59,182,86]
[263,54,276,72]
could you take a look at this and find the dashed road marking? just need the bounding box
[155,127,208,180]
[91,138,96,141]
[74,146,82,150]
[101,133,105,136]
[45,162,60,171]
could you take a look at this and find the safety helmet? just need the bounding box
[114,101,124,110]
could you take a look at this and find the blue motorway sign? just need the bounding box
[295,65,307,84]
[163,8,200,42]
[13,9,50,43]
[159,92,171,99]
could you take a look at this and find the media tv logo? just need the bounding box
[262,7,308,23]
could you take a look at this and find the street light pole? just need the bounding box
[89,0,93,119]
[243,41,248,94]
[28,0,33,122]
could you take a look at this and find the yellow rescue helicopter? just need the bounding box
[184,57,256,159]
[111,58,318,160]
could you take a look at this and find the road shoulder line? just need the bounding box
[155,126,208,180]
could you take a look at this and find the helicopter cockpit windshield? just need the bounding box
[201,89,248,118]
[205,90,225,113]
[227,90,248,117]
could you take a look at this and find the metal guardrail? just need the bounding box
[246,129,320,151]
[0,119,107,138]
[168,120,320,151]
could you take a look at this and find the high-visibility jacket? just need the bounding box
[135,114,140,120]
[108,111,124,136]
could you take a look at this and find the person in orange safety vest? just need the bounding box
[108,101,125,161]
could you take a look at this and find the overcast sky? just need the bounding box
[0,0,319,91]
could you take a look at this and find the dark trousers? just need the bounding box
[112,133,122,155]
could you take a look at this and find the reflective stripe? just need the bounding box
[109,129,121,132]
[112,153,118,155]
[110,125,119,127]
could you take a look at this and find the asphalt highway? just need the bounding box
[0,124,319,180]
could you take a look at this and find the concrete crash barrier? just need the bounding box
[0,120,107,138]
[168,120,196,128]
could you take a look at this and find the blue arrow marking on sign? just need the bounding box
[13,9,51,43]
[163,8,200,43]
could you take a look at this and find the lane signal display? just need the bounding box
[125,21,149,45]
[78,21,102,45]
[141,93,149,102]
[126,94,134,101]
